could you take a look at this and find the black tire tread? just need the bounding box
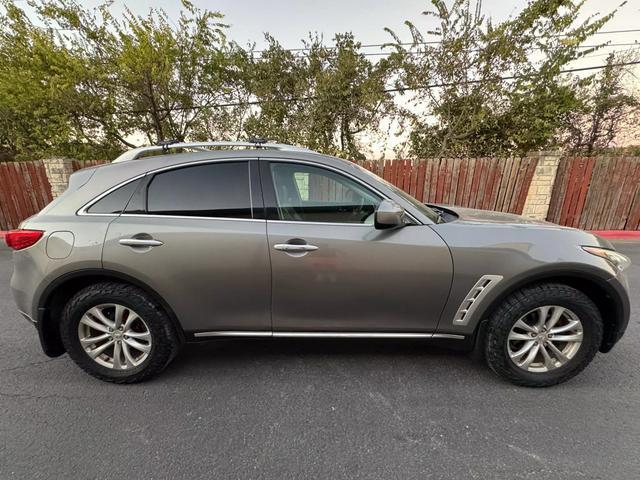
[60,282,181,384]
[485,282,603,387]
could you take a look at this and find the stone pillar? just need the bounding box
[42,158,74,198]
[521,151,562,220]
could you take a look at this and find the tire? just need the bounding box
[60,282,182,383]
[484,283,603,387]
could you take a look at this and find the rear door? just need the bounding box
[262,159,453,333]
[101,159,271,334]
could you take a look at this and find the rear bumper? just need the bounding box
[10,271,34,322]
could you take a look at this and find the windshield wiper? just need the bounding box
[428,205,446,224]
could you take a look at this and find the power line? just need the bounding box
[254,29,640,54]
[354,43,639,58]
[580,46,640,59]
[382,60,640,93]
[116,60,640,115]
[38,22,640,57]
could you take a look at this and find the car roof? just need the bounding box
[42,149,366,216]
[88,148,364,185]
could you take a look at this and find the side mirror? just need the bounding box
[374,199,406,230]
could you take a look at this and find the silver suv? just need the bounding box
[7,142,631,386]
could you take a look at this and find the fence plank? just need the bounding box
[611,158,634,230]
[626,179,640,230]
[415,161,426,202]
[507,158,526,214]
[0,165,10,230]
[495,158,514,212]
[467,158,482,209]
[464,158,480,208]
[547,157,569,224]
[590,158,608,230]
[579,157,601,230]
[621,161,640,229]
[503,158,517,212]
[409,160,418,198]
[473,158,485,210]
[584,157,609,230]
[403,159,412,193]
[565,158,586,228]
[0,163,21,229]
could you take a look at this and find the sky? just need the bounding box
[48,0,639,66]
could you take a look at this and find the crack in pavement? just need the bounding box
[0,391,81,401]
[0,357,62,373]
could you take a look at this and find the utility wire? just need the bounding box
[116,60,640,115]
[352,43,639,58]
[382,60,640,93]
[253,29,640,53]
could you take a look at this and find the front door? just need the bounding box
[102,159,271,333]
[262,160,453,333]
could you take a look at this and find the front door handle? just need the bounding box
[273,244,319,252]
[119,238,164,247]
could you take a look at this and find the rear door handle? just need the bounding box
[273,244,319,252]
[119,238,164,247]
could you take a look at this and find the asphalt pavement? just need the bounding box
[1,242,639,479]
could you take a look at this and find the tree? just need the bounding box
[0,0,121,160]
[386,0,623,157]
[562,53,639,154]
[0,1,396,160]
[34,0,238,144]
[241,33,396,159]
[0,0,635,161]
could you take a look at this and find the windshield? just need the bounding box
[354,164,442,224]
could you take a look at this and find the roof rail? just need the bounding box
[112,141,315,163]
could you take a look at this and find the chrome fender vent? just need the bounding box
[452,275,503,326]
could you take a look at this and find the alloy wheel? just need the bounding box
[77,303,152,370]
[507,305,583,373]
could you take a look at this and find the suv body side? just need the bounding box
[10,149,630,358]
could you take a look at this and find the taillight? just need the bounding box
[3,229,44,250]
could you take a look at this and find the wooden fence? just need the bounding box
[547,156,640,230]
[0,159,107,230]
[361,157,538,213]
[0,160,52,231]
[1,155,640,231]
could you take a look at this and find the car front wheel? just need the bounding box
[485,283,603,387]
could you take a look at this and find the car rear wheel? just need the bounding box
[485,283,603,387]
[60,282,181,383]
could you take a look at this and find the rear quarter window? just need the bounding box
[86,179,141,214]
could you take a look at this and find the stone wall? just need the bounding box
[42,157,74,198]
[521,151,562,220]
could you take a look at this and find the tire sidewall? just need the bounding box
[61,283,174,382]
[486,285,603,386]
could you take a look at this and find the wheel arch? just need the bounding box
[472,269,628,354]
[36,269,184,358]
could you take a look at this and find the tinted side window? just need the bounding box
[270,163,381,223]
[147,162,252,218]
[87,179,140,214]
